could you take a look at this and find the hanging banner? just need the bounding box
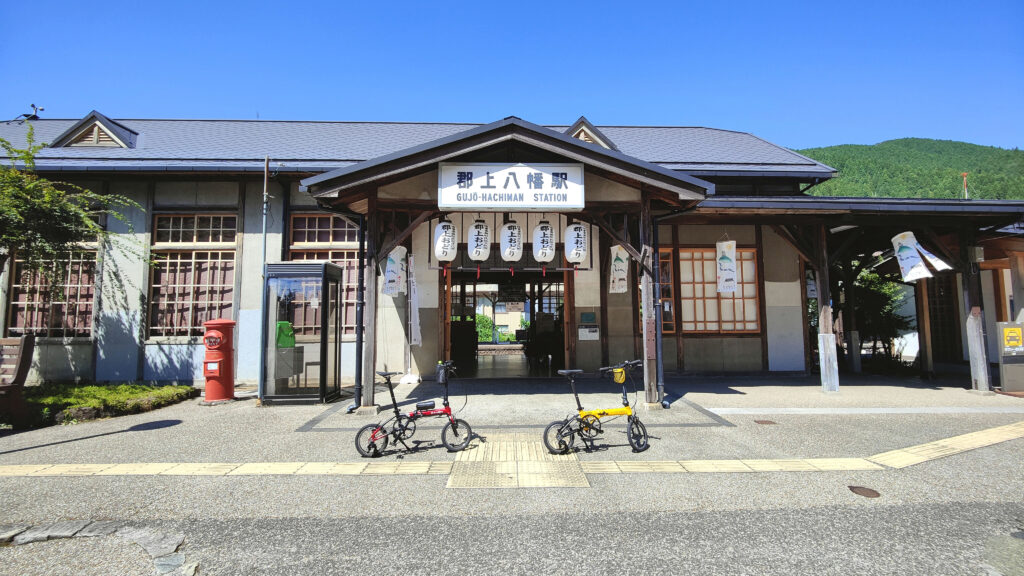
[468,219,491,261]
[716,240,737,293]
[382,246,408,296]
[434,220,458,262]
[408,255,421,346]
[438,162,585,212]
[609,244,629,293]
[892,231,949,282]
[533,221,556,263]
[500,221,523,262]
[565,223,588,264]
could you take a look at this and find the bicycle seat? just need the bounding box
[376,371,402,378]
[557,369,584,376]
[415,400,435,411]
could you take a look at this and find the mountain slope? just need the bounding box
[797,138,1024,200]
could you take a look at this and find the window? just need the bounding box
[679,248,759,333]
[149,214,237,337]
[495,303,507,314]
[288,214,360,336]
[658,249,675,333]
[6,252,97,337]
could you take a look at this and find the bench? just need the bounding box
[1,335,35,429]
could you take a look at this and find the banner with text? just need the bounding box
[609,245,630,294]
[439,163,584,211]
[716,240,737,293]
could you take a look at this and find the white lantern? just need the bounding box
[499,221,523,262]
[468,219,491,262]
[433,220,457,262]
[532,221,555,263]
[565,223,588,264]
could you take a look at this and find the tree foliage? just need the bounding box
[799,138,1024,199]
[475,313,494,343]
[0,124,140,287]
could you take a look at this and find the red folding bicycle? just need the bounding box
[354,361,472,457]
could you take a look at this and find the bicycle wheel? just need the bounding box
[395,415,416,440]
[355,423,389,457]
[543,419,576,455]
[627,417,649,452]
[579,414,602,439]
[441,419,473,451]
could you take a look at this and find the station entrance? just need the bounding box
[443,270,570,378]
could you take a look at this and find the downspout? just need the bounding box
[652,203,699,409]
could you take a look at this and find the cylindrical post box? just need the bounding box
[202,319,236,402]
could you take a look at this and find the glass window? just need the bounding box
[678,248,759,333]
[6,252,97,337]
[288,214,360,336]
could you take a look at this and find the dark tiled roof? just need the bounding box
[0,117,834,176]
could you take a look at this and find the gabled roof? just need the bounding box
[565,116,618,151]
[300,116,712,203]
[0,116,835,178]
[49,110,137,149]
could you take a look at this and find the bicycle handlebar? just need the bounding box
[598,359,643,373]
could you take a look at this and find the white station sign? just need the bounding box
[438,163,584,212]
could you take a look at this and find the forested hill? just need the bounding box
[797,138,1024,200]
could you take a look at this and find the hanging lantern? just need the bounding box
[565,223,588,264]
[533,220,555,263]
[500,221,523,262]
[468,219,491,262]
[433,220,458,262]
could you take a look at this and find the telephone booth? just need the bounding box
[261,262,347,403]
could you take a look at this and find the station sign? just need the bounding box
[439,163,584,212]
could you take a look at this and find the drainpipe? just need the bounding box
[348,214,367,413]
[652,205,698,409]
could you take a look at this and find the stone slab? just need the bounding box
[155,552,186,574]
[117,526,185,558]
[0,525,29,543]
[78,520,122,537]
[44,520,91,539]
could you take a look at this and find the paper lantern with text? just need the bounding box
[500,221,523,262]
[468,219,491,261]
[433,220,458,262]
[565,223,588,264]
[532,221,555,263]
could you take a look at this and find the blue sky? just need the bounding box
[1,0,1021,150]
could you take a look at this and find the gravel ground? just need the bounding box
[0,535,153,576]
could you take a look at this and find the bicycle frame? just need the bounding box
[566,367,635,422]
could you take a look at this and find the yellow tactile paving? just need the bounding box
[1,420,1018,483]
[95,463,177,475]
[294,462,367,475]
[159,463,241,476]
[868,420,1024,469]
[228,462,306,475]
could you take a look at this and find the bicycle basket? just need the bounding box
[613,368,626,384]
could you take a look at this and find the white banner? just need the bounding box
[716,240,737,293]
[382,246,408,296]
[609,245,629,294]
[408,255,421,346]
[439,163,584,211]
[892,231,949,282]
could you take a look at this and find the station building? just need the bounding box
[2,111,1023,406]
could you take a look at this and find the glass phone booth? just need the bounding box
[261,262,344,403]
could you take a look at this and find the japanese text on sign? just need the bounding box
[439,163,584,211]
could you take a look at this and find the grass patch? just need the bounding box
[22,382,195,427]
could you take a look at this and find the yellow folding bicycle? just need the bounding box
[543,359,649,454]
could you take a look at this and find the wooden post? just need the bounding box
[359,206,379,410]
[639,195,659,405]
[843,259,861,373]
[915,277,934,378]
[960,229,990,391]
[815,224,839,392]
[599,232,610,368]
[1009,252,1024,321]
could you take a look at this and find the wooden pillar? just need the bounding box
[360,205,379,409]
[599,232,610,368]
[843,259,861,373]
[960,230,990,391]
[915,277,934,378]
[639,196,659,405]
[814,224,839,392]
[1009,252,1024,321]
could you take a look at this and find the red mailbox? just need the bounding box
[202,319,236,402]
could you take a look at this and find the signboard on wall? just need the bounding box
[439,163,584,211]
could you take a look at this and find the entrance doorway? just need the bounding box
[444,270,569,378]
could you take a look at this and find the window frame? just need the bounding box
[677,246,761,335]
[6,251,98,338]
[287,213,361,338]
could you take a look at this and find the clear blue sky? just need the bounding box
[1,0,1021,150]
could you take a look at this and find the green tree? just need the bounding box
[0,124,139,286]
[475,313,494,343]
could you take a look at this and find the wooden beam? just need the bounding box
[375,210,437,266]
[587,214,653,276]
[827,229,864,267]
[915,278,934,378]
[770,224,815,263]
[919,227,963,272]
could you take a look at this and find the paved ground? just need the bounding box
[1,372,1023,575]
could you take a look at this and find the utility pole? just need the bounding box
[962,172,969,199]
[258,155,269,403]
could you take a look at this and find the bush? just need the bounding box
[20,382,194,428]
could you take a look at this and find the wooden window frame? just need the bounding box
[287,213,360,338]
[6,251,98,338]
[678,247,761,335]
